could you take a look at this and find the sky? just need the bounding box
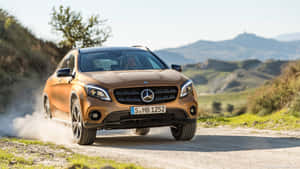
[0,0,300,49]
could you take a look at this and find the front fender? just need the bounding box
[70,82,87,118]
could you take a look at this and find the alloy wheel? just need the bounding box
[72,105,82,140]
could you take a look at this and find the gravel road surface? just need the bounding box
[68,127,300,169]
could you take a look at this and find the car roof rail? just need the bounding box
[131,45,150,51]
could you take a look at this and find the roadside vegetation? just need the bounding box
[248,61,300,116]
[0,137,143,169]
[0,9,65,113]
[198,109,300,130]
[198,60,300,130]
[197,90,252,113]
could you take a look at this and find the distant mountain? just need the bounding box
[275,32,300,42]
[155,33,300,64]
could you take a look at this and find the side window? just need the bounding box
[148,59,161,69]
[57,53,75,71]
[59,58,69,69]
[68,54,75,72]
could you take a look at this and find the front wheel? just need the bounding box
[171,120,197,141]
[71,98,96,145]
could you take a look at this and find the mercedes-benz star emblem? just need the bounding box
[141,89,155,103]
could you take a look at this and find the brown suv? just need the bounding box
[43,46,198,145]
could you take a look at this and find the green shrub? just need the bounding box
[226,104,234,113]
[248,60,300,115]
[212,101,222,114]
[233,106,247,116]
[289,95,300,117]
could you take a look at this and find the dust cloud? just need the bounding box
[13,107,73,145]
[0,80,72,144]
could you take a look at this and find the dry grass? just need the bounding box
[248,60,300,115]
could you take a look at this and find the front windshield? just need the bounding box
[79,50,167,72]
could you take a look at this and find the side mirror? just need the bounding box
[171,64,182,72]
[57,68,72,77]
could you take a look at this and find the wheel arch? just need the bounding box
[69,84,86,117]
[42,92,50,110]
[43,93,48,102]
[42,92,53,118]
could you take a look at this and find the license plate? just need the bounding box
[130,105,166,115]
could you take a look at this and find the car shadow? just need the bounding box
[92,134,300,152]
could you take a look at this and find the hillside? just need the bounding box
[156,33,300,65]
[183,59,288,94]
[0,9,64,112]
[199,60,300,131]
[248,60,300,116]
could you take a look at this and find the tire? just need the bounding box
[43,96,52,119]
[71,98,96,145]
[171,120,197,141]
[135,128,150,136]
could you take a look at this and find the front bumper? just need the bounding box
[84,108,195,129]
[79,90,198,129]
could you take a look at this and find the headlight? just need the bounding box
[180,80,193,98]
[85,85,111,101]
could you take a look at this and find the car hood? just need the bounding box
[80,69,188,88]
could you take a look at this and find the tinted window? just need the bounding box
[79,50,167,72]
[58,58,69,70]
[68,54,75,71]
[57,54,75,72]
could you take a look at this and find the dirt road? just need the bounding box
[67,127,300,169]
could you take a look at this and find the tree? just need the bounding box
[212,101,222,114]
[49,5,111,49]
[226,104,234,113]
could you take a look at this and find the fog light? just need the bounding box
[190,106,196,115]
[89,111,101,121]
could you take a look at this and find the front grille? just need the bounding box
[114,86,178,104]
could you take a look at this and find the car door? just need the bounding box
[57,53,76,119]
[48,52,75,120]
[54,52,76,120]
[47,54,69,116]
